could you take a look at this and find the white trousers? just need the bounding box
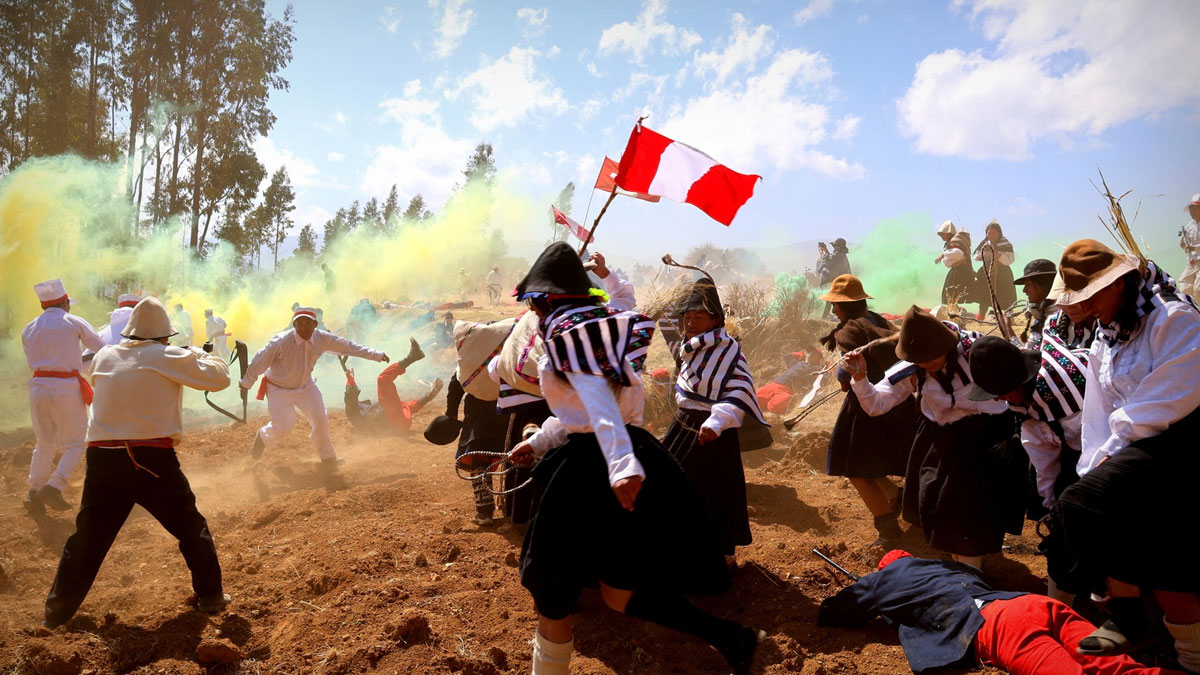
[211,335,230,360]
[1179,261,1200,299]
[28,380,88,491]
[258,381,336,460]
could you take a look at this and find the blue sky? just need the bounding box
[257,0,1200,273]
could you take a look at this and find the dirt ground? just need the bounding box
[0,308,1180,674]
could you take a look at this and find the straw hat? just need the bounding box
[1055,239,1140,306]
[895,305,958,364]
[121,297,178,340]
[819,274,872,303]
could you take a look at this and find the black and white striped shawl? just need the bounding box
[1098,259,1199,343]
[1024,332,1088,423]
[540,305,656,387]
[675,327,768,426]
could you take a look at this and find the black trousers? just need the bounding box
[45,446,222,625]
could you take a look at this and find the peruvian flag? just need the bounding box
[552,206,591,244]
[595,156,659,202]
[615,124,760,226]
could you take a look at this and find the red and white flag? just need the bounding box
[595,156,659,202]
[615,124,760,226]
[552,206,591,244]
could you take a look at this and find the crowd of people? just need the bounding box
[16,195,1200,674]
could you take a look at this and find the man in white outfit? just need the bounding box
[240,306,389,474]
[82,294,140,374]
[204,308,230,360]
[21,279,105,512]
[172,303,194,347]
[1178,193,1200,297]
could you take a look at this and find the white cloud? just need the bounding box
[692,13,774,85]
[334,110,347,125]
[379,6,401,34]
[380,80,442,122]
[449,46,567,132]
[612,72,669,102]
[897,0,1200,160]
[253,136,336,189]
[294,204,332,232]
[516,7,547,35]
[1006,197,1046,218]
[361,118,474,207]
[664,47,864,180]
[586,62,602,77]
[598,0,701,62]
[833,115,861,140]
[327,152,345,162]
[429,0,474,59]
[795,0,837,26]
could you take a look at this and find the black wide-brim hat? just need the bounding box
[515,241,595,300]
[423,415,464,445]
[1014,258,1058,285]
[677,279,724,321]
[966,335,1041,401]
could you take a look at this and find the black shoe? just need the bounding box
[198,592,232,614]
[23,489,44,515]
[250,432,265,459]
[719,625,765,675]
[35,485,72,511]
[873,513,904,543]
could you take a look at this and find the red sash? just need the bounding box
[256,377,274,401]
[33,369,94,405]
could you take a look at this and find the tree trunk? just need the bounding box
[189,114,206,249]
[167,112,183,221]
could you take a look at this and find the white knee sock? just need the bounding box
[1165,618,1200,673]
[531,630,572,675]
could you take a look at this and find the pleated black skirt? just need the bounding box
[826,390,916,478]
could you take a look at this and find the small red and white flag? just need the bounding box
[615,124,760,226]
[595,156,659,202]
[552,206,591,244]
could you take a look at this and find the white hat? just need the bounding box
[1188,193,1200,209]
[121,297,177,340]
[117,293,141,308]
[34,279,70,308]
[937,220,956,236]
[292,306,318,324]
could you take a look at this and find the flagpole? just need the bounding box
[578,190,618,256]
[579,187,598,245]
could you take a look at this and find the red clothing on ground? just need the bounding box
[756,381,794,415]
[975,594,1180,675]
[377,362,422,433]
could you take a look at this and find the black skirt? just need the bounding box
[661,408,752,556]
[455,394,509,469]
[501,399,552,525]
[942,264,977,305]
[901,411,1027,557]
[826,390,916,478]
[1053,406,1200,592]
[519,425,731,620]
[976,264,1017,311]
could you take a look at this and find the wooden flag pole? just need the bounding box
[578,189,618,256]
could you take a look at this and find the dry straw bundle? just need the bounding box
[1092,168,1147,265]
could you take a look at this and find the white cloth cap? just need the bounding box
[292,306,318,324]
[937,220,957,236]
[1189,193,1200,207]
[122,296,177,340]
[34,279,68,304]
[117,293,141,307]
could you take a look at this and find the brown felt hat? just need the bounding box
[895,305,959,364]
[819,274,872,302]
[1055,239,1141,306]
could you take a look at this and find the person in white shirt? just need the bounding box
[240,306,389,475]
[82,293,140,375]
[506,243,761,675]
[204,308,230,360]
[172,303,194,346]
[43,296,232,628]
[1047,240,1200,671]
[21,279,105,512]
[485,265,502,305]
[1178,194,1200,297]
[844,305,1026,570]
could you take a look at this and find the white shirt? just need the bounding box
[974,244,1015,267]
[97,306,134,347]
[852,363,1008,425]
[21,308,105,374]
[1077,301,1200,475]
[240,328,384,390]
[88,342,230,443]
[174,311,193,340]
[205,315,228,340]
[1018,412,1082,508]
[941,248,967,268]
[677,396,745,435]
[1181,219,1200,262]
[525,360,646,486]
[485,270,501,286]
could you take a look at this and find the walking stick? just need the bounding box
[978,242,1016,342]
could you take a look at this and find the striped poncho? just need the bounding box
[675,327,768,426]
[540,304,656,387]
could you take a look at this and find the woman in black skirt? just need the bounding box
[507,243,761,675]
[974,220,1017,317]
[660,277,767,563]
[844,306,1026,569]
[818,275,916,545]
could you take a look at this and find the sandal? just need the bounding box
[1076,620,1129,655]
